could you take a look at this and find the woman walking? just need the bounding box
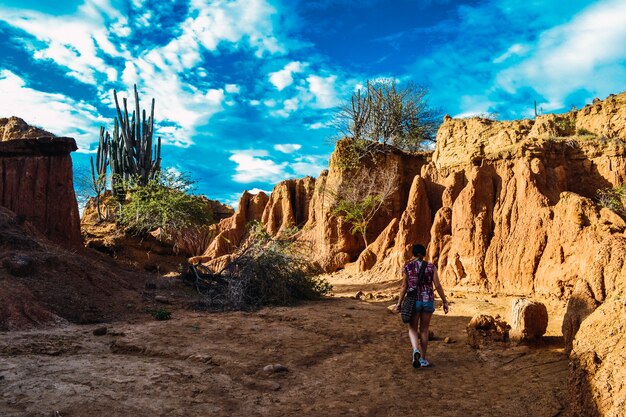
[395,244,449,368]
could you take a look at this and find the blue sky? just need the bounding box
[1,0,626,207]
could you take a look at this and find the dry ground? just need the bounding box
[0,282,571,417]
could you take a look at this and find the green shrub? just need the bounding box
[597,185,626,216]
[118,169,212,236]
[555,116,576,136]
[152,307,172,320]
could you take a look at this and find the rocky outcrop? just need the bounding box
[0,116,54,141]
[205,198,235,222]
[262,177,315,236]
[569,299,626,417]
[189,190,269,267]
[0,136,82,249]
[298,140,429,272]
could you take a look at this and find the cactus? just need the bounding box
[90,126,109,221]
[110,84,162,196]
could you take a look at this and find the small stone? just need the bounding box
[126,303,134,309]
[93,326,108,336]
[354,291,364,300]
[155,295,170,304]
[387,304,398,314]
[366,293,374,300]
[444,337,453,344]
[273,364,288,372]
[449,292,454,297]
[263,364,288,373]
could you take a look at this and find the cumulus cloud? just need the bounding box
[229,150,288,183]
[269,61,305,90]
[0,0,290,148]
[494,0,626,110]
[306,75,339,108]
[274,143,302,153]
[0,70,109,149]
[290,155,327,177]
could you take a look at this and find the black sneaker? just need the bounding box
[412,350,421,368]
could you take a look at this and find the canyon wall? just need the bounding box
[0,136,82,249]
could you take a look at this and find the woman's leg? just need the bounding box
[419,312,433,359]
[408,312,421,351]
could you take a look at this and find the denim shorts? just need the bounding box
[415,300,435,314]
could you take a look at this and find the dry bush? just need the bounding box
[188,223,330,310]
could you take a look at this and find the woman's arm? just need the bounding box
[432,267,449,314]
[395,271,408,312]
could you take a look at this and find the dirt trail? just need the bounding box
[0,289,570,417]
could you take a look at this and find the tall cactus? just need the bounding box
[90,126,110,220]
[110,84,162,196]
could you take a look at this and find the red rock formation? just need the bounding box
[262,177,315,236]
[0,116,53,141]
[0,137,82,249]
[189,190,269,266]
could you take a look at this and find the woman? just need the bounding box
[395,244,449,368]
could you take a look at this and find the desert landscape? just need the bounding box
[1,1,626,416]
[1,90,625,416]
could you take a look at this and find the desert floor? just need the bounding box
[0,280,570,417]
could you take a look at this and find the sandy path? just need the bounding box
[0,294,570,416]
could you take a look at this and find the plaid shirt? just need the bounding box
[403,259,435,302]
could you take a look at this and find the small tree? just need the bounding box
[118,170,213,237]
[329,167,398,247]
[334,79,442,157]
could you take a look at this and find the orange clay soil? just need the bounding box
[0,282,571,417]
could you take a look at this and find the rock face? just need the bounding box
[569,300,626,417]
[0,136,82,249]
[0,116,54,141]
[510,298,548,343]
[189,190,269,268]
[262,177,315,236]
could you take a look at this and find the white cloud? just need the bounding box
[290,155,327,177]
[306,75,339,108]
[269,61,305,90]
[0,0,289,149]
[229,150,288,183]
[274,143,302,153]
[308,121,332,130]
[493,43,528,64]
[0,3,129,85]
[248,187,270,195]
[270,97,300,118]
[494,0,626,110]
[0,70,109,149]
[225,84,241,94]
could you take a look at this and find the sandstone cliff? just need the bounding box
[0,136,82,249]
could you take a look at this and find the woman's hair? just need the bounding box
[412,244,426,257]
